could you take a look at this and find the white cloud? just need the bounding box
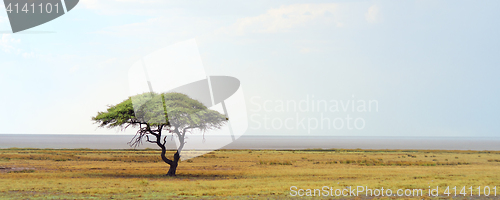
[300,48,312,54]
[365,5,380,23]
[218,4,342,35]
[0,34,21,54]
[0,16,6,24]
[97,57,118,68]
[93,16,217,43]
[0,34,38,58]
[69,65,80,73]
[22,52,35,59]
[79,0,101,10]
[80,0,175,15]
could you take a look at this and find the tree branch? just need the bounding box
[162,135,167,146]
[146,135,156,143]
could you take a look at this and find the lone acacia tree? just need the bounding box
[92,92,227,176]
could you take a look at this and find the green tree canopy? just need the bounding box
[92,92,227,176]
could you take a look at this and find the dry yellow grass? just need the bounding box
[0,148,499,199]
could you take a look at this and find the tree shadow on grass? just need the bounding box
[81,172,240,180]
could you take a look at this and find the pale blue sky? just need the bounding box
[0,0,499,137]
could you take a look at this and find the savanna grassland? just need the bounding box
[1,148,500,199]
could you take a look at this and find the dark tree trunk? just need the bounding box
[165,151,180,176]
[152,127,182,176]
[166,162,177,176]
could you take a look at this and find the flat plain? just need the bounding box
[1,148,499,199]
